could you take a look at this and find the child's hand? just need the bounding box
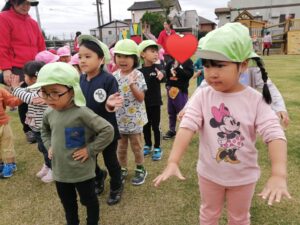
[258,175,291,205]
[155,68,164,81]
[128,71,138,85]
[3,70,13,86]
[276,111,289,129]
[48,147,53,160]
[106,92,124,112]
[32,96,46,105]
[177,108,186,121]
[153,162,185,187]
[192,70,201,79]
[10,75,23,89]
[72,147,89,163]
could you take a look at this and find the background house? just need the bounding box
[90,20,130,46]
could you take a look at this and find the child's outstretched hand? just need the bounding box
[106,92,124,112]
[155,68,164,80]
[258,175,291,205]
[153,162,185,187]
[10,75,24,89]
[72,147,89,163]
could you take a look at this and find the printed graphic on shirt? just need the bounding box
[93,88,107,103]
[209,103,245,164]
[65,127,85,149]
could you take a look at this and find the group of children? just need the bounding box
[0,22,291,225]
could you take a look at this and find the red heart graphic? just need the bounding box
[165,34,198,64]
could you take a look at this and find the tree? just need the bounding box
[141,11,164,38]
[156,0,173,19]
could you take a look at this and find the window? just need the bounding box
[279,14,285,27]
[108,30,112,35]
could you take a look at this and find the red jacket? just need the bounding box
[157,29,176,55]
[0,8,46,70]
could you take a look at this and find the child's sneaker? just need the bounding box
[107,183,124,205]
[41,169,53,183]
[131,167,147,185]
[95,170,107,195]
[163,130,176,140]
[36,164,50,178]
[143,145,152,156]
[1,163,17,178]
[152,147,162,161]
[121,167,128,183]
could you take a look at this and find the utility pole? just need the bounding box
[34,5,42,30]
[96,0,101,38]
[108,0,112,22]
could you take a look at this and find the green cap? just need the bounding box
[28,62,86,107]
[114,39,139,57]
[78,35,111,64]
[138,40,159,55]
[198,22,259,62]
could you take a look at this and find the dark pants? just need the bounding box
[55,178,99,225]
[12,67,31,133]
[33,131,51,168]
[143,105,161,148]
[167,88,188,132]
[95,139,122,191]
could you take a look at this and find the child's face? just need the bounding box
[204,60,248,93]
[141,47,158,65]
[59,56,71,63]
[115,54,135,74]
[40,84,74,111]
[24,74,37,86]
[78,45,103,76]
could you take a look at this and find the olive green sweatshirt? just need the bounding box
[42,106,114,183]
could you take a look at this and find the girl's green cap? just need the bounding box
[28,62,86,107]
[78,34,111,64]
[114,39,139,57]
[198,22,259,62]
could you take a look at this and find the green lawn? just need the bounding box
[1,55,300,225]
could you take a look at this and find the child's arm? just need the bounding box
[258,139,291,205]
[153,127,194,187]
[1,88,22,107]
[252,69,289,127]
[11,75,35,104]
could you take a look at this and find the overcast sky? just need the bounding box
[1,0,229,39]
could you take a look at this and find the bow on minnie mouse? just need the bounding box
[210,103,245,164]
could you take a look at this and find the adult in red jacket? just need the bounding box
[157,20,176,64]
[0,0,46,143]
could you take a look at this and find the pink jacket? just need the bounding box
[0,8,46,70]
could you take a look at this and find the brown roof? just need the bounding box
[128,1,169,11]
[199,16,216,25]
[215,7,230,14]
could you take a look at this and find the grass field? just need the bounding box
[1,55,300,225]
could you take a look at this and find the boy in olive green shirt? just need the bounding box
[29,62,114,225]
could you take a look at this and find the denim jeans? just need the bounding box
[32,131,51,168]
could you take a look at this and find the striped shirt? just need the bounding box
[12,87,48,131]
